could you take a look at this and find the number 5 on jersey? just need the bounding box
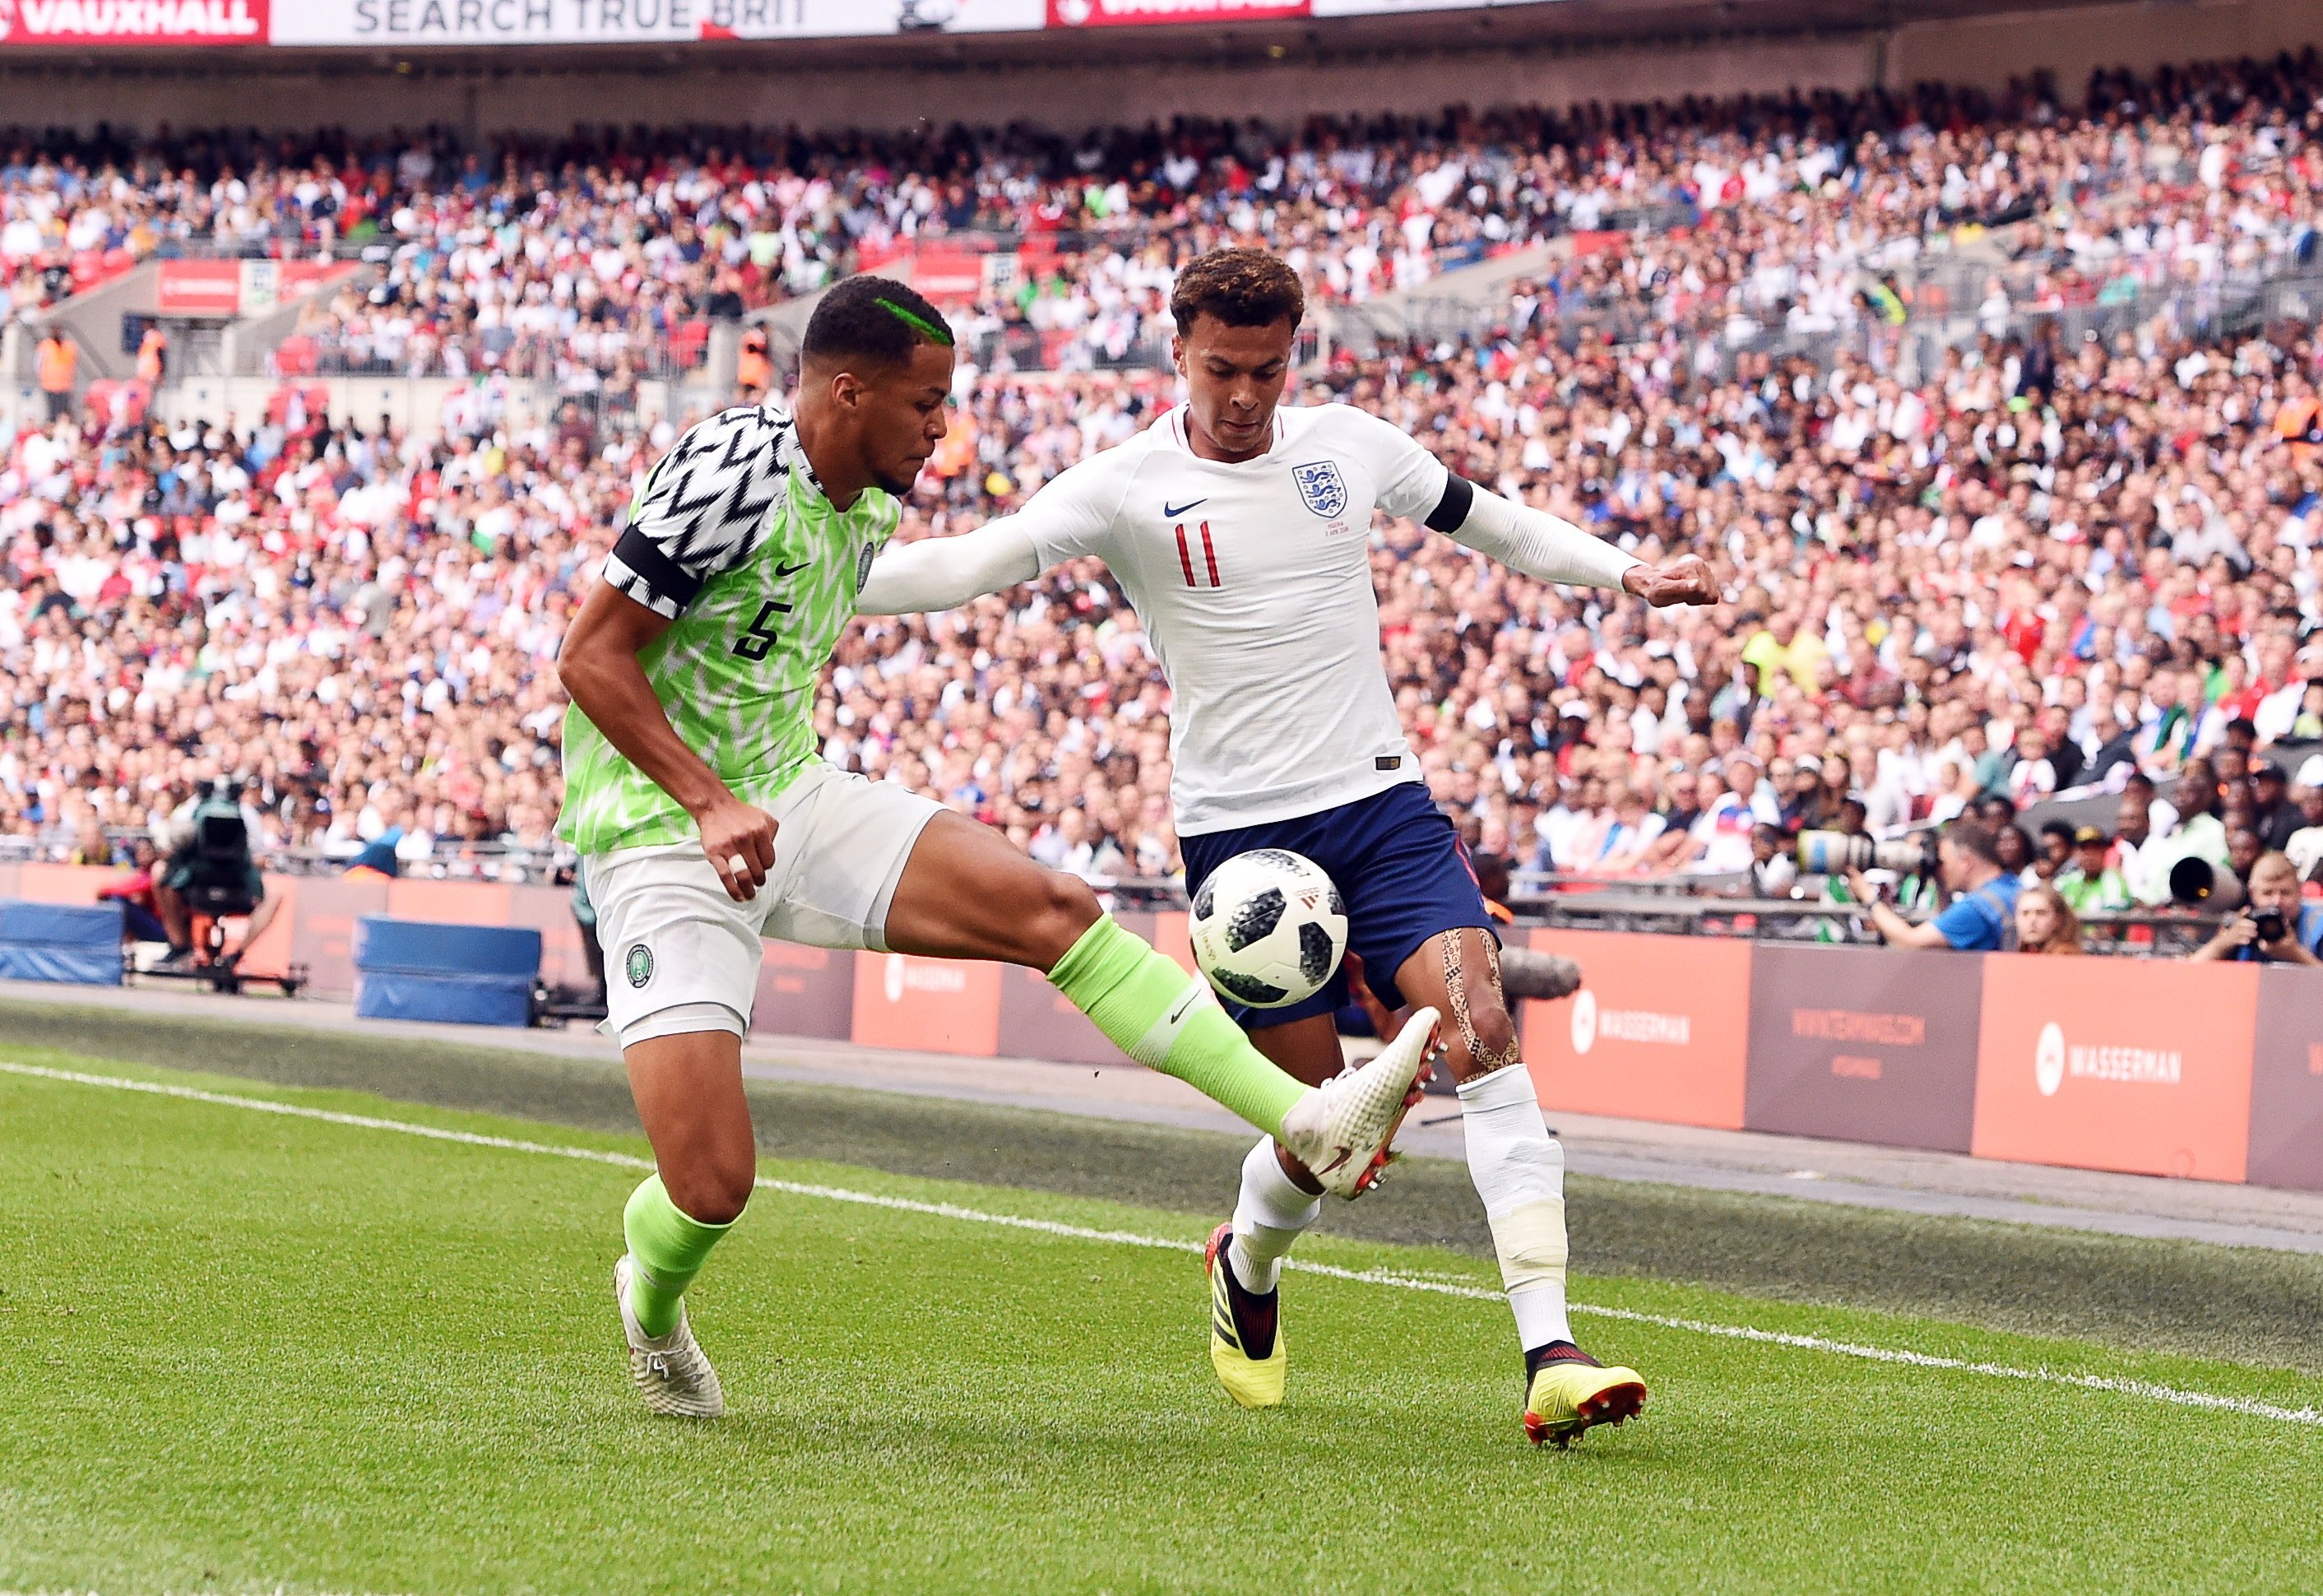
[732,598,791,661]
[1175,521,1222,588]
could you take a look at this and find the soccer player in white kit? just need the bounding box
[860,248,1716,1445]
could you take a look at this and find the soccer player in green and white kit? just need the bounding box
[555,276,1443,1417]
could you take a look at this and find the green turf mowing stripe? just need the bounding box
[7,1056,2316,1433]
[12,995,2323,1376]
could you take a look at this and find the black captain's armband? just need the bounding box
[610,523,706,614]
[1426,474,1476,533]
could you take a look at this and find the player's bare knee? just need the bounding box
[665,1158,754,1227]
[1023,869,1102,967]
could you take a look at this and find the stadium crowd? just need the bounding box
[9,49,2322,380]
[4,54,2323,909]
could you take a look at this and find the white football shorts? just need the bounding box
[588,763,944,1048]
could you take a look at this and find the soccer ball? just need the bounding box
[1189,849,1348,1009]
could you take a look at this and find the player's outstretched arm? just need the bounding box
[855,519,1044,615]
[1431,476,1718,606]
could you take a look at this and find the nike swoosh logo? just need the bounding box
[1162,499,1208,518]
[1167,991,1200,1025]
[1315,1144,1355,1176]
[772,559,810,578]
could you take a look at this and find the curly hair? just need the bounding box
[1170,248,1305,334]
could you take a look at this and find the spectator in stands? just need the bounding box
[2189,852,2323,966]
[1994,824,2036,882]
[2011,884,2086,956]
[1738,822,1797,898]
[2288,759,2323,884]
[2033,820,2077,884]
[2055,827,2132,915]
[35,327,75,420]
[2227,824,2268,890]
[2249,761,2302,852]
[135,323,168,387]
[2007,726,2059,806]
[1846,819,2021,952]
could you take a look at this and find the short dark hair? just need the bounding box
[801,275,953,369]
[1170,248,1305,335]
[1945,819,2003,867]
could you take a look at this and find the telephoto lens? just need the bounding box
[2167,855,2246,910]
[2255,911,2288,944]
[1796,829,1872,875]
[1797,830,1937,875]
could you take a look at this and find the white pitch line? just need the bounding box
[7,1059,2321,1431]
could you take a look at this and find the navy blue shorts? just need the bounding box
[1180,782,1495,1029]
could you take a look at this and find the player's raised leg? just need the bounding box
[880,810,1440,1198]
[1393,927,1645,1447]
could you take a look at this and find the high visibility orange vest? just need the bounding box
[37,337,76,393]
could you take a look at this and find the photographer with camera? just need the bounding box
[2187,852,2323,966]
[1842,819,2021,952]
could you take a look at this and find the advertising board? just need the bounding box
[0,0,266,46]
[270,0,1041,45]
[1743,944,1983,1152]
[851,949,1003,1056]
[1519,929,1750,1129]
[2243,966,2323,1191]
[1970,955,2258,1182]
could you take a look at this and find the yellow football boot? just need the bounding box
[1205,1222,1287,1408]
[1523,1350,1647,1449]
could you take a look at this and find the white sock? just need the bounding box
[1229,1135,1320,1292]
[1458,1064,1574,1354]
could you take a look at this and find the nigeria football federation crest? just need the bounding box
[1291,461,1347,519]
[625,943,655,989]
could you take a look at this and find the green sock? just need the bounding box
[623,1174,736,1339]
[1048,915,1307,1137]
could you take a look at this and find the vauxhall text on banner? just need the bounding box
[0,0,266,46]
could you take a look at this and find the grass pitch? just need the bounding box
[3,1044,2321,1594]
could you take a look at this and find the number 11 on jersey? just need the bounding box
[1175,522,1221,588]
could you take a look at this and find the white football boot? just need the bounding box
[614,1254,726,1418]
[1277,1007,1442,1199]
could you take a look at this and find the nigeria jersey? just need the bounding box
[557,403,899,854]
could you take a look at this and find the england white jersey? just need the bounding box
[1008,403,1449,836]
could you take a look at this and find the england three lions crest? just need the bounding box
[1291,461,1348,519]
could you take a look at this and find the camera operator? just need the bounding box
[1845,819,2021,951]
[152,775,281,970]
[2188,852,2323,966]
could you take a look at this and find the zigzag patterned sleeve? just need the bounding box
[600,406,791,619]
